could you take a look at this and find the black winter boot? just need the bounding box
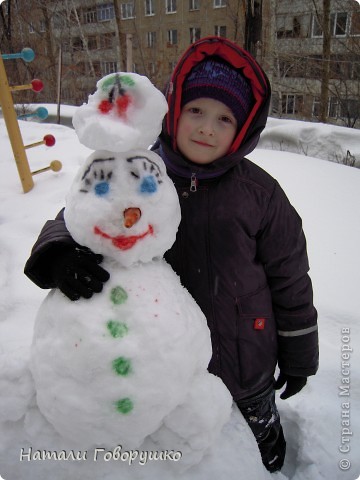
[236,384,286,473]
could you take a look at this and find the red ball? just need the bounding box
[43,134,56,147]
[31,79,44,92]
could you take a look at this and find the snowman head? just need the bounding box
[72,72,168,152]
[64,149,181,267]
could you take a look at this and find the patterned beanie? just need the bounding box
[181,58,254,129]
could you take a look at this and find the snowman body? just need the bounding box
[31,149,232,455]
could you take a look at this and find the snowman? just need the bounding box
[30,72,233,469]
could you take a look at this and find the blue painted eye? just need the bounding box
[95,181,110,196]
[140,175,157,194]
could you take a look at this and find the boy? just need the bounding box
[25,37,318,473]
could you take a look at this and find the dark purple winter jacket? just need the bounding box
[24,37,318,401]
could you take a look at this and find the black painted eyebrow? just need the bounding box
[81,157,115,181]
[126,155,162,179]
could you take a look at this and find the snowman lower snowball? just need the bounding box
[30,72,265,477]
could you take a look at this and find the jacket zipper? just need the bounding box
[190,172,198,192]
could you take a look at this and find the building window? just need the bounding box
[146,31,156,47]
[331,12,348,36]
[189,0,200,10]
[167,29,178,45]
[72,37,83,51]
[166,0,177,14]
[312,97,320,117]
[97,4,115,21]
[190,27,201,43]
[276,15,301,38]
[145,0,155,15]
[39,20,46,32]
[214,25,226,37]
[29,22,35,34]
[312,12,350,37]
[328,97,340,118]
[121,2,135,19]
[100,32,115,49]
[282,94,303,115]
[87,36,97,50]
[102,61,117,75]
[83,7,97,23]
[213,0,226,8]
[311,15,323,37]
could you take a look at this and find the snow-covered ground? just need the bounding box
[0,111,359,480]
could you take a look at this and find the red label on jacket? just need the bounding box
[254,318,266,330]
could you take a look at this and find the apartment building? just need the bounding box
[273,0,360,127]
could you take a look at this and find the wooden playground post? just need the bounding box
[0,51,34,192]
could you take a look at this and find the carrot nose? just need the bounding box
[124,208,141,228]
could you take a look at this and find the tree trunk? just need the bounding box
[320,0,331,123]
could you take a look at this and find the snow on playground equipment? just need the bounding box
[0,47,62,193]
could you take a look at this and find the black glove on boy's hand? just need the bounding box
[275,372,307,400]
[52,246,110,301]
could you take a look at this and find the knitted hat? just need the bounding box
[181,58,254,129]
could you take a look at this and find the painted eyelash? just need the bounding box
[80,158,115,193]
[126,156,163,184]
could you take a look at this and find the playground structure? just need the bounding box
[0,47,62,193]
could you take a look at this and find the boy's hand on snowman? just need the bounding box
[52,246,110,301]
[274,372,307,400]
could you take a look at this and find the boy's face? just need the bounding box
[176,98,237,164]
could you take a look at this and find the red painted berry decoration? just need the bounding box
[31,79,44,93]
[43,134,56,147]
[116,95,131,117]
[98,99,113,114]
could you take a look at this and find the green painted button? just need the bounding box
[107,320,129,338]
[115,397,134,414]
[110,286,128,305]
[112,357,132,376]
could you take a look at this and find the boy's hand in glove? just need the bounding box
[275,372,307,400]
[52,246,110,301]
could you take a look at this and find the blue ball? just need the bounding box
[22,48,35,63]
[36,107,48,120]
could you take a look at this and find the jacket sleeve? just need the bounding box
[257,182,319,378]
[24,208,79,289]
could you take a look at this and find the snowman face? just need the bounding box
[64,149,181,267]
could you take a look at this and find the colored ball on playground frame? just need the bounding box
[31,79,44,93]
[22,48,35,63]
[43,134,56,147]
[36,107,49,120]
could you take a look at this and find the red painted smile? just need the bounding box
[94,225,154,250]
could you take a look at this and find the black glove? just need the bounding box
[52,246,110,301]
[274,372,307,400]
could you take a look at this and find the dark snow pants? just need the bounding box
[236,383,286,472]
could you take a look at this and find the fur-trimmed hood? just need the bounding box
[159,36,271,179]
